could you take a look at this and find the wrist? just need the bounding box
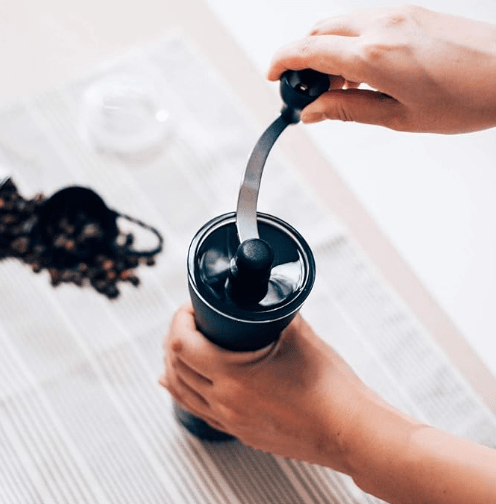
[343,399,496,504]
[342,394,424,494]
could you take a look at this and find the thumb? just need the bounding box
[301,89,404,129]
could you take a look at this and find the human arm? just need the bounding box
[160,303,496,504]
[267,5,496,133]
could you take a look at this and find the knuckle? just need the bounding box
[296,38,316,59]
[358,27,409,67]
[378,5,417,28]
[364,5,422,56]
[359,40,385,64]
[383,10,408,29]
[309,20,326,35]
[168,335,183,353]
[333,99,354,123]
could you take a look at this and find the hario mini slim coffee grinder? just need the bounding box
[175,69,330,440]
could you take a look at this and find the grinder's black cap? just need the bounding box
[228,238,274,305]
[232,239,274,282]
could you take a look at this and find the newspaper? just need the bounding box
[0,35,494,504]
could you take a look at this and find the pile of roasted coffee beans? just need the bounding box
[0,177,159,299]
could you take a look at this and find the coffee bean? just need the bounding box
[72,272,84,287]
[92,278,108,293]
[105,285,119,299]
[2,214,16,225]
[15,200,27,213]
[80,223,102,239]
[77,262,89,273]
[102,259,114,270]
[106,270,117,281]
[63,239,76,252]
[53,234,67,248]
[129,276,140,287]
[0,178,161,299]
[49,269,62,287]
[11,237,29,255]
[61,270,74,283]
[119,269,133,281]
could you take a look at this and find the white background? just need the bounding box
[204,0,496,377]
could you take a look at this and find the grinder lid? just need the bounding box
[188,212,315,322]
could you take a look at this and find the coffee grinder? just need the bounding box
[174,69,330,440]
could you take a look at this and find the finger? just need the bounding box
[170,314,279,375]
[229,315,304,368]
[309,15,363,37]
[197,415,227,433]
[267,35,363,83]
[170,389,227,432]
[168,303,282,374]
[169,303,197,345]
[163,303,195,356]
[163,374,228,432]
[220,340,279,367]
[165,334,212,399]
[172,354,213,391]
[309,8,390,36]
[166,305,223,378]
[300,89,404,129]
[166,362,211,413]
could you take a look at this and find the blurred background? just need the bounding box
[204,0,496,377]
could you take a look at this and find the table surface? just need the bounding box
[1,0,495,416]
